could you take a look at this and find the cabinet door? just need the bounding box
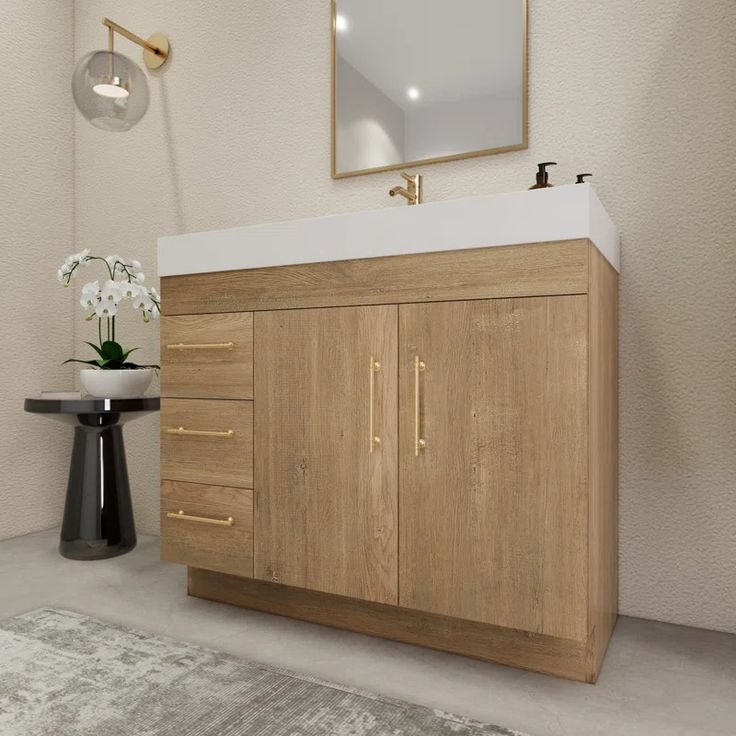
[254,305,398,604]
[399,296,588,640]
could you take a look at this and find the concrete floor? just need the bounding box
[0,529,733,736]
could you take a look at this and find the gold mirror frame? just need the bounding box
[331,0,528,179]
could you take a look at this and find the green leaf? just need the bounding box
[84,342,107,360]
[64,346,158,371]
[63,358,104,367]
[100,341,124,361]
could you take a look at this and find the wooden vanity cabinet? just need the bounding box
[160,240,618,683]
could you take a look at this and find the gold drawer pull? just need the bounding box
[166,342,235,351]
[414,355,426,456]
[167,510,234,527]
[165,426,234,439]
[369,356,381,453]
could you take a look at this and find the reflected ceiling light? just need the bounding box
[407,87,421,101]
[335,14,349,32]
[72,17,171,132]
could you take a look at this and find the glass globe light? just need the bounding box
[72,51,149,132]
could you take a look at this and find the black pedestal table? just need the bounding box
[23,397,160,560]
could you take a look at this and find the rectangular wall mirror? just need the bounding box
[332,0,528,179]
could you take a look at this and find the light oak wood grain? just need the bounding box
[161,313,253,399]
[254,305,399,605]
[161,481,253,578]
[188,569,592,682]
[586,244,619,676]
[161,399,253,488]
[162,241,589,315]
[398,296,588,641]
[160,240,618,682]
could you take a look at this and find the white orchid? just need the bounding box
[80,294,97,309]
[81,280,99,295]
[56,248,161,344]
[100,279,123,305]
[95,301,117,318]
[73,248,90,267]
[132,290,154,312]
[80,280,100,309]
[119,281,139,299]
[57,249,92,285]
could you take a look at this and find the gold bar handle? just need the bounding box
[165,426,234,439]
[369,357,381,453]
[166,510,234,527]
[166,342,234,351]
[414,355,426,456]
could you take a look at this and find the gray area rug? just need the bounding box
[0,609,527,735]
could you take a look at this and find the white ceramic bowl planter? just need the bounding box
[80,368,154,399]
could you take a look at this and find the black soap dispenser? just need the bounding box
[529,162,557,190]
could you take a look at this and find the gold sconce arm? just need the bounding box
[102,17,170,70]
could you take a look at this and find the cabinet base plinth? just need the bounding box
[187,568,613,683]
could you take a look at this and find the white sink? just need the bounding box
[158,183,619,277]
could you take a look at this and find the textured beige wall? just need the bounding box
[73,1,736,633]
[0,1,75,540]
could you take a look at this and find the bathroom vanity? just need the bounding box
[158,184,619,683]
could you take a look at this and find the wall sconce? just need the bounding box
[71,18,171,132]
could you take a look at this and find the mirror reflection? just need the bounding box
[333,0,527,177]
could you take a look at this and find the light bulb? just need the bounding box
[93,79,130,99]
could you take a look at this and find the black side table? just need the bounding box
[24,397,160,560]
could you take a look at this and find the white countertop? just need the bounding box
[158,184,619,277]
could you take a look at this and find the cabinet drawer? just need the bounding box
[161,399,253,488]
[161,313,253,399]
[161,480,253,578]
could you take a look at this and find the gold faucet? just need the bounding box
[389,172,423,205]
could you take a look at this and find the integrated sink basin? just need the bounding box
[158,183,619,277]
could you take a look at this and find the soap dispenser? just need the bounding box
[529,162,557,190]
